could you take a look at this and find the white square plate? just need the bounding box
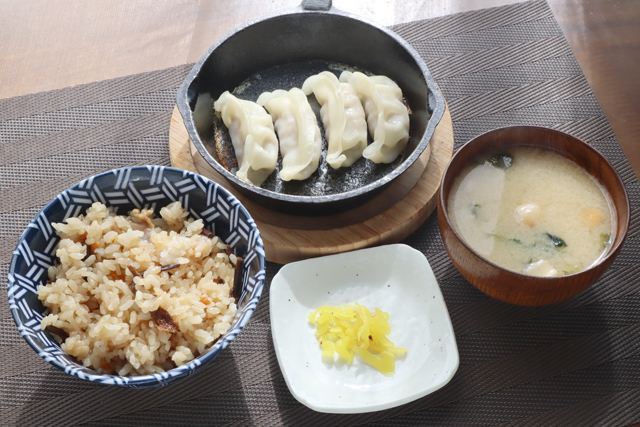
[270,244,459,414]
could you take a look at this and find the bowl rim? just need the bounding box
[438,125,631,282]
[176,5,446,206]
[7,165,266,387]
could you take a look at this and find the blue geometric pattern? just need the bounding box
[7,166,266,388]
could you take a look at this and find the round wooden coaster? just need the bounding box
[169,105,454,264]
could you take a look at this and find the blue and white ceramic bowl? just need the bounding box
[7,166,266,388]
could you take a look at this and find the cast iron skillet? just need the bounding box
[176,0,445,215]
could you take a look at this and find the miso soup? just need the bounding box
[447,147,613,277]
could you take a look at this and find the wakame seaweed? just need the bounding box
[487,154,513,169]
[544,232,567,248]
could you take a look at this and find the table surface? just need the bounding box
[1,0,639,180]
[2,0,640,423]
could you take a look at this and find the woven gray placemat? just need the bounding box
[2,1,640,425]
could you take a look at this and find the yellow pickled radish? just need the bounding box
[353,347,396,375]
[308,302,406,375]
[321,339,335,358]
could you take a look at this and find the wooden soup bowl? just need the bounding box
[437,126,630,306]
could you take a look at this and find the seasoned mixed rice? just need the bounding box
[38,201,238,376]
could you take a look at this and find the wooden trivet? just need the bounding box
[169,105,453,264]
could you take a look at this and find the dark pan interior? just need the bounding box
[180,9,441,214]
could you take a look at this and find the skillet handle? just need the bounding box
[301,0,332,11]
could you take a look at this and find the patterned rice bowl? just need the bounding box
[7,166,266,388]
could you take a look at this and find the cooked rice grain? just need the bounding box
[38,201,238,376]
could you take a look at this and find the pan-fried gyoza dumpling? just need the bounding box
[301,71,367,169]
[257,88,322,181]
[213,91,279,186]
[339,71,410,164]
